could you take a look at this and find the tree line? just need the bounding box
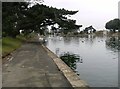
[2,2,81,37]
[105,18,120,32]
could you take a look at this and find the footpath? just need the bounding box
[2,37,89,89]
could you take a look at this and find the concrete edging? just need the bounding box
[42,44,90,88]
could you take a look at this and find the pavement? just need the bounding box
[2,40,73,88]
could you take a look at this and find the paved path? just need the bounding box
[2,41,73,88]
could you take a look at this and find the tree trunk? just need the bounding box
[118,29,120,32]
[113,29,116,33]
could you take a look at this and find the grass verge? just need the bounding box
[2,37,23,57]
[2,33,36,57]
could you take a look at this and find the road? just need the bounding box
[2,40,73,88]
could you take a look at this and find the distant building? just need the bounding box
[84,26,96,34]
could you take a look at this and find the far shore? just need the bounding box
[53,31,120,37]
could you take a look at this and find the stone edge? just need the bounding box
[42,44,90,88]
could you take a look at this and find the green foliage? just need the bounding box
[2,2,80,37]
[105,18,120,32]
[2,2,29,37]
[60,52,80,70]
[2,37,22,56]
[2,32,37,56]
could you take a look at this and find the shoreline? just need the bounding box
[42,44,89,88]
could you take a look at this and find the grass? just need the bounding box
[2,32,37,57]
[2,37,23,57]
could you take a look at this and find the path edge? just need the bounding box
[42,44,90,88]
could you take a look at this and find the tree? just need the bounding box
[2,2,81,37]
[2,2,29,37]
[105,18,120,32]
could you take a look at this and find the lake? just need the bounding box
[45,34,119,87]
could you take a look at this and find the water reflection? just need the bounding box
[72,37,80,45]
[63,37,72,44]
[106,36,120,51]
[84,35,96,46]
[55,48,60,55]
[46,35,118,87]
[60,52,82,71]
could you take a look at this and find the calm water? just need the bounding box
[45,35,118,87]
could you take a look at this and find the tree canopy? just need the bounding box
[2,2,81,37]
[105,18,120,32]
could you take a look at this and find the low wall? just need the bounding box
[42,45,90,89]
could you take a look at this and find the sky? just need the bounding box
[43,0,120,30]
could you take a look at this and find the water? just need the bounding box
[45,35,118,87]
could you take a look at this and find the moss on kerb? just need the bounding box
[42,45,90,88]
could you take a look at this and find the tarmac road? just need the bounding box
[2,41,73,88]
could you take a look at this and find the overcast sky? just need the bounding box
[43,0,119,30]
